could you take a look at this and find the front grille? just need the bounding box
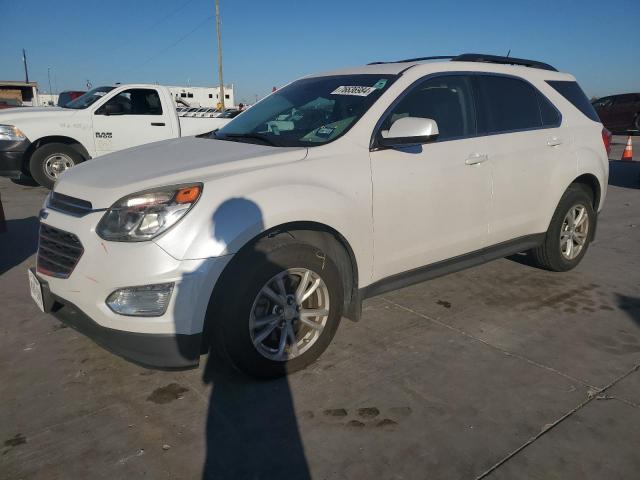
[37,224,84,278]
[48,192,93,217]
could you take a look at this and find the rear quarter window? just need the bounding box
[547,81,600,122]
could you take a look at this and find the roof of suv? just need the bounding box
[310,53,574,81]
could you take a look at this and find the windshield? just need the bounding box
[64,86,115,109]
[214,74,397,147]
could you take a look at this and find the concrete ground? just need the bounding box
[1,136,639,480]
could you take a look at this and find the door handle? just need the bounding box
[465,153,489,165]
[151,122,166,126]
[546,137,562,147]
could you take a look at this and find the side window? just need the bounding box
[537,92,561,127]
[477,76,542,133]
[546,80,599,122]
[381,75,476,141]
[100,89,163,115]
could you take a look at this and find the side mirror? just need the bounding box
[378,117,439,148]
[101,102,124,116]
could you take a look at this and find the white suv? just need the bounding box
[29,54,609,378]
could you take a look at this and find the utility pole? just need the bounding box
[215,0,224,110]
[22,49,29,83]
[47,67,53,101]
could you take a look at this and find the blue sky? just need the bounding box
[1,0,638,103]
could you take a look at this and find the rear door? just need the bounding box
[92,88,174,155]
[476,74,566,244]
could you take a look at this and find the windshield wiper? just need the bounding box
[221,132,279,147]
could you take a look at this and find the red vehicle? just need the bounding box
[57,90,86,107]
[592,93,640,133]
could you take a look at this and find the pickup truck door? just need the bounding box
[92,88,174,156]
[370,74,492,281]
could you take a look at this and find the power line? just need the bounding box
[124,14,214,75]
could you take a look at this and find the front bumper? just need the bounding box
[36,271,202,368]
[0,139,29,178]
[35,208,233,368]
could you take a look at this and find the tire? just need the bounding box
[634,114,640,132]
[209,235,344,379]
[529,184,595,271]
[29,143,83,189]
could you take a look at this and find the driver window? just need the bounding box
[100,89,163,115]
[381,75,476,141]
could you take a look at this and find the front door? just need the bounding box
[92,88,173,156]
[370,74,492,281]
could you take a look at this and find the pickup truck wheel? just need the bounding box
[215,239,343,379]
[29,143,83,189]
[529,184,595,271]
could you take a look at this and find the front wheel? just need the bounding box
[529,184,595,271]
[212,238,343,379]
[29,143,83,189]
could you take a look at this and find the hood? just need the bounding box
[55,136,308,207]
[0,106,77,124]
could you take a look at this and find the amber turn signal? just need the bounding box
[175,185,201,204]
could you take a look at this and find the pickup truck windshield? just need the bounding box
[215,74,397,147]
[64,86,115,109]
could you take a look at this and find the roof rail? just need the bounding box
[368,55,455,65]
[366,53,557,71]
[452,53,558,71]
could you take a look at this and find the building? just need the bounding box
[0,81,39,106]
[168,85,235,108]
[38,93,59,106]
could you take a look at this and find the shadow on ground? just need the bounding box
[0,216,39,275]
[609,161,640,189]
[617,294,640,328]
[10,177,40,188]
[187,197,311,479]
[201,358,310,480]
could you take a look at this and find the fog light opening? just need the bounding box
[106,283,174,317]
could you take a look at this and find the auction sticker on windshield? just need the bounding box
[331,86,377,96]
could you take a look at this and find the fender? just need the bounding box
[575,144,607,211]
[155,182,373,287]
[537,144,607,238]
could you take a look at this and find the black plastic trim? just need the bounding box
[361,234,545,299]
[453,53,557,72]
[34,270,201,369]
[365,53,557,71]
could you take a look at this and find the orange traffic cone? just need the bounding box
[621,136,633,161]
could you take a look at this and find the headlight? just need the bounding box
[0,124,27,141]
[96,184,202,241]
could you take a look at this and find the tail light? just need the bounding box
[602,128,612,156]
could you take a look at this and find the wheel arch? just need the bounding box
[571,173,602,210]
[23,135,91,172]
[207,220,361,337]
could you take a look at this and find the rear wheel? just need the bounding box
[529,184,595,271]
[29,143,83,189]
[211,237,343,379]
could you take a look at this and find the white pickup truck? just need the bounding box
[0,84,232,188]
